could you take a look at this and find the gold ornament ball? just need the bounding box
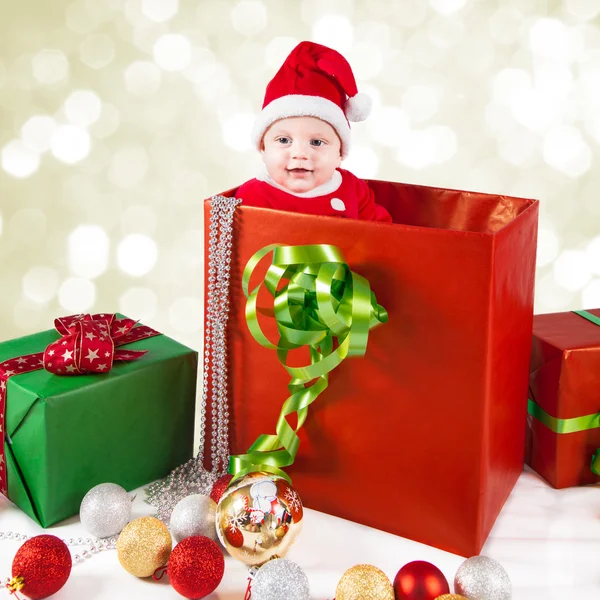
[116,516,172,577]
[336,564,394,600]
[435,596,469,600]
[215,472,303,566]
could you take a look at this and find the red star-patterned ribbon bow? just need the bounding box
[0,313,160,497]
[44,313,151,374]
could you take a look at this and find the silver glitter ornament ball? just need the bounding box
[80,483,132,538]
[454,556,512,600]
[170,494,218,543]
[251,558,310,600]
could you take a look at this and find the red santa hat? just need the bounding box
[251,41,371,159]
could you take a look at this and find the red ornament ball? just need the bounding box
[11,535,72,600]
[393,560,450,600]
[209,474,233,504]
[168,535,224,598]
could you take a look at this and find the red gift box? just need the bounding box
[526,309,600,488]
[204,179,538,556]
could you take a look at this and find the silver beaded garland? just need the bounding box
[170,494,217,542]
[454,556,512,600]
[146,196,241,522]
[80,482,132,538]
[251,558,310,600]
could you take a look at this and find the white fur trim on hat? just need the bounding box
[251,94,351,159]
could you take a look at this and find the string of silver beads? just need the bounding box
[146,195,240,521]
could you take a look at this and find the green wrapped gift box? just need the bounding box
[0,318,197,527]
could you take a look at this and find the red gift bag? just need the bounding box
[204,179,538,556]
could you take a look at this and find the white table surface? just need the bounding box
[0,466,597,599]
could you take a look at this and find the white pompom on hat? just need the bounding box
[251,41,371,159]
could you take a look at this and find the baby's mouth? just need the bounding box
[287,168,311,173]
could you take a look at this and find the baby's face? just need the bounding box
[261,117,342,194]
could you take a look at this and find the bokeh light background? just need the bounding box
[1,0,599,351]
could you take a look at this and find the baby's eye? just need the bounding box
[277,137,291,144]
[310,139,324,147]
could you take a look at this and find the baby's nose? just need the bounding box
[291,141,309,159]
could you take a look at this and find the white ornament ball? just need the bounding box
[170,494,217,543]
[454,556,512,600]
[252,558,310,600]
[80,483,132,538]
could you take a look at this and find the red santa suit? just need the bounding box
[235,167,392,223]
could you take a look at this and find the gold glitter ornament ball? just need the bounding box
[435,595,469,599]
[116,516,172,577]
[336,564,395,600]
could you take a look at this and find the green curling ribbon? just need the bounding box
[592,450,600,476]
[228,244,388,484]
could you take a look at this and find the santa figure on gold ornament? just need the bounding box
[243,479,291,526]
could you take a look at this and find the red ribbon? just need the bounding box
[44,313,150,374]
[0,313,160,498]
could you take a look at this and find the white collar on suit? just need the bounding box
[256,167,342,198]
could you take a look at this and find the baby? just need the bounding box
[236,41,392,223]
